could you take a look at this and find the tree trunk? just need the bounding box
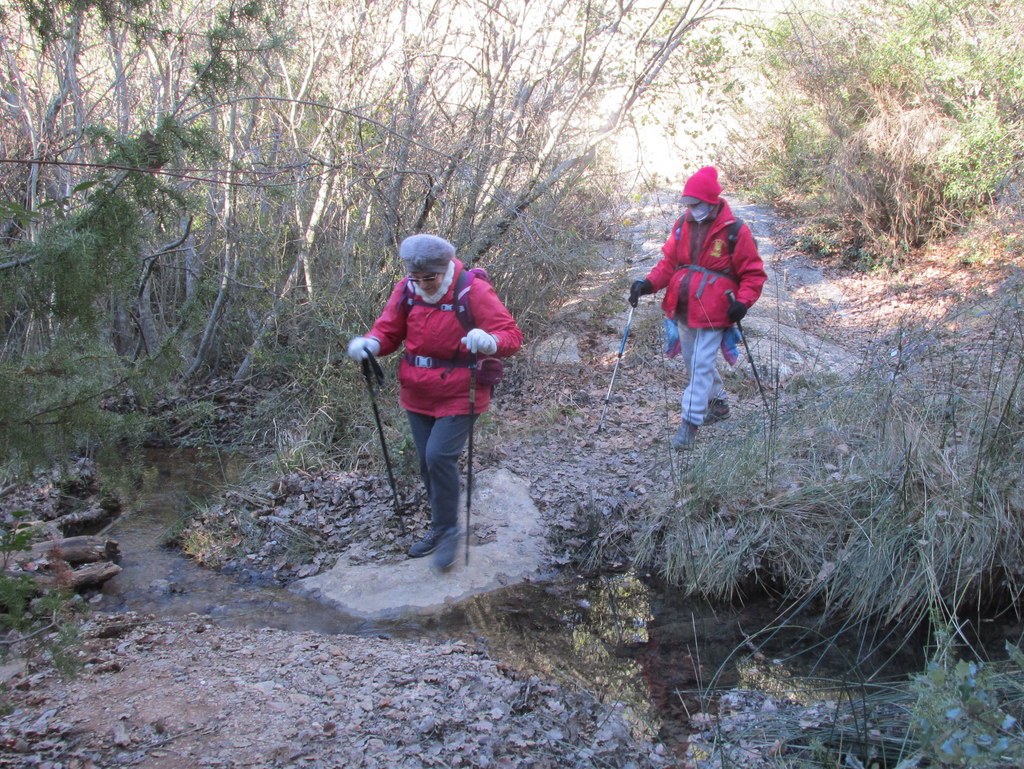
[184,106,239,381]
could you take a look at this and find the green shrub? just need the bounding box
[911,644,1024,767]
[1,513,83,676]
[940,99,1021,216]
[0,575,37,634]
[732,0,1024,259]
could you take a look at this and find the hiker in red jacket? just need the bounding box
[348,234,522,569]
[629,166,767,449]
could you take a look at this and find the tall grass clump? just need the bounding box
[723,0,1024,264]
[634,281,1024,627]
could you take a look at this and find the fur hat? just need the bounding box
[680,166,722,205]
[399,234,456,273]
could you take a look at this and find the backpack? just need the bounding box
[399,266,504,385]
[726,218,749,251]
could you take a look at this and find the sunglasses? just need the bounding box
[407,273,441,284]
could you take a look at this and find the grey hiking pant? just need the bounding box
[678,324,728,427]
[406,411,476,533]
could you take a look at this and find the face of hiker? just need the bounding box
[679,166,722,222]
[399,233,457,302]
[688,201,715,223]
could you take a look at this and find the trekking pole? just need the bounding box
[726,291,770,413]
[597,304,635,432]
[465,352,477,566]
[360,352,405,535]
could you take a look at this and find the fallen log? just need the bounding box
[4,534,123,593]
[53,503,118,535]
[37,561,123,590]
[29,535,120,565]
[8,536,120,568]
[6,561,123,591]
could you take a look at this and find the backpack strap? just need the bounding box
[685,265,734,299]
[674,216,746,256]
[453,268,475,332]
[399,267,476,333]
[726,219,744,253]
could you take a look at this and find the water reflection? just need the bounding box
[437,576,663,742]
[99,448,371,635]
[435,574,928,752]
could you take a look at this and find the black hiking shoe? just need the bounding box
[704,398,731,425]
[433,527,461,571]
[408,529,443,558]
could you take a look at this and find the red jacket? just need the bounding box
[367,259,523,417]
[646,199,766,328]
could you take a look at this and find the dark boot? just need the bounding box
[704,398,731,425]
[432,527,461,571]
[408,528,443,558]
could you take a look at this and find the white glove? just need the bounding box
[462,328,498,355]
[347,336,380,361]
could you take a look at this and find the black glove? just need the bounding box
[629,279,653,308]
[726,294,748,323]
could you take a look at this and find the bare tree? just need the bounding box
[2,0,726,380]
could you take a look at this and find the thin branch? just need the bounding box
[136,217,194,302]
[0,255,37,271]
[0,619,59,647]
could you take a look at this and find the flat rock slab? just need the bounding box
[291,468,543,619]
[531,331,582,364]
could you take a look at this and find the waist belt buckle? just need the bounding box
[414,355,433,368]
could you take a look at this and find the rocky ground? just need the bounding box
[2,190,1022,769]
[1,613,669,769]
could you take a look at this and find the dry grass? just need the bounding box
[832,99,955,254]
[632,272,1024,627]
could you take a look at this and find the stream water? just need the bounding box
[97,448,929,749]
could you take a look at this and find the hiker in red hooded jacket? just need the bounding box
[348,234,522,570]
[629,166,767,449]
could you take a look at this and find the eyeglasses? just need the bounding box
[407,273,441,284]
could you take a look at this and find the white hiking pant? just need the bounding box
[678,323,728,427]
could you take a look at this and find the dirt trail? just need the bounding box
[485,190,854,561]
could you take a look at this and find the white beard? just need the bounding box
[412,261,456,303]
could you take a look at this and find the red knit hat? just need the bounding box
[680,166,722,205]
